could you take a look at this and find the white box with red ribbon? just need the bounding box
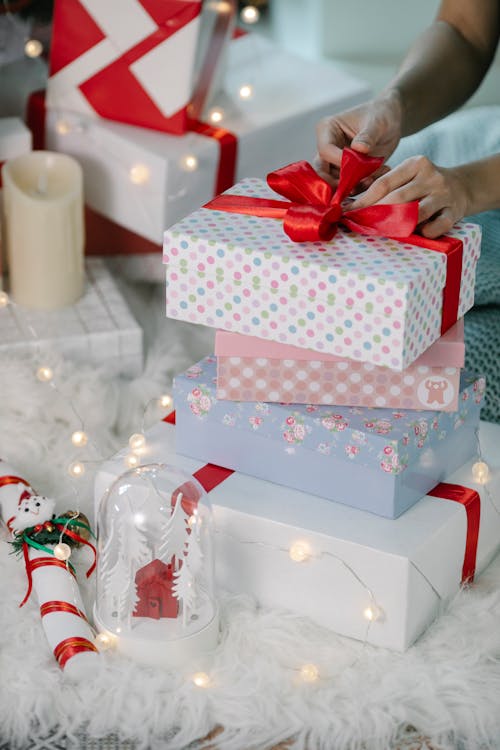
[95,416,500,651]
[46,0,207,136]
[42,34,370,274]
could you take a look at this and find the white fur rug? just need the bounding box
[1,276,500,750]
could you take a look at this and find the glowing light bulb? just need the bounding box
[129,433,146,451]
[299,663,319,683]
[54,542,72,561]
[0,291,10,308]
[192,672,210,688]
[129,164,150,185]
[71,430,88,447]
[188,515,197,528]
[56,120,71,135]
[239,84,253,100]
[363,604,381,622]
[68,461,85,478]
[158,394,173,409]
[25,39,43,58]
[36,366,53,382]
[180,154,198,172]
[208,107,224,124]
[240,5,260,24]
[472,460,490,484]
[94,632,115,651]
[289,541,311,562]
[125,453,140,469]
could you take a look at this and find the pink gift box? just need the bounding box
[215,320,465,411]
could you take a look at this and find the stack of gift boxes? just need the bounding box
[38,0,370,281]
[144,153,500,652]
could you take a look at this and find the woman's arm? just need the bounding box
[390,0,500,136]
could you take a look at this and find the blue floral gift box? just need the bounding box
[173,357,485,518]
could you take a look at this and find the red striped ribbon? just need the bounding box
[20,554,76,608]
[40,600,89,623]
[54,523,97,578]
[54,636,98,669]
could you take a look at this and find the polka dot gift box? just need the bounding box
[163,178,481,370]
[214,320,465,411]
[173,356,485,519]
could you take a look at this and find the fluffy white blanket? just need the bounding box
[1,279,499,750]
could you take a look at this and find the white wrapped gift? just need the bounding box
[0,258,143,377]
[95,417,500,651]
[45,34,370,259]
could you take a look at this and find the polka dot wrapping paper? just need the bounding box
[173,356,485,518]
[214,323,465,411]
[163,178,481,370]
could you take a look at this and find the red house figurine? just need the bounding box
[133,559,178,620]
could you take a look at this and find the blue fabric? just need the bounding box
[391,107,500,422]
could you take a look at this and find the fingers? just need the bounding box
[420,208,456,239]
[316,118,345,168]
[350,159,421,209]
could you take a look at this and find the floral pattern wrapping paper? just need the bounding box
[176,357,485,479]
[164,178,481,370]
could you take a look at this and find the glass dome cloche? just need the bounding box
[94,463,219,670]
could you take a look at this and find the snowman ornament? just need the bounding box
[0,461,100,678]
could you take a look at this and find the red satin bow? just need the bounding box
[206,148,419,243]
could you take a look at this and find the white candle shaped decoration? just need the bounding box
[1,151,84,310]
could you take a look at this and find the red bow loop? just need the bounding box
[263,148,419,243]
[267,160,334,206]
[334,148,384,204]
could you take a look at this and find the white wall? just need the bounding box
[267,0,500,106]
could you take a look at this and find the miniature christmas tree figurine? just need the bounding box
[0,460,100,678]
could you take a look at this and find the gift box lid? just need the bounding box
[214,318,465,368]
[174,356,485,478]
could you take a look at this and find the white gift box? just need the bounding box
[47,0,203,136]
[95,418,500,651]
[0,258,143,377]
[45,34,371,250]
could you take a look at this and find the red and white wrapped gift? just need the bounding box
[215,319,465,411]
[37,34,370,280]
[47,0,206,135]
[95,416,500,651]
[0,461,99,678]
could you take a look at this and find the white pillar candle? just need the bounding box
[1,150,84,310]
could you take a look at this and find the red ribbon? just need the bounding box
[205,148,463,334]
[40,600,89,623]
[428,482,480,584]
[206,149,419,242]
[20,555,76,608]
[54,636,98,669]
[53,523,97,578]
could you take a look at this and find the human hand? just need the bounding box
[350,155,471,238]
[315,91,403,188]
